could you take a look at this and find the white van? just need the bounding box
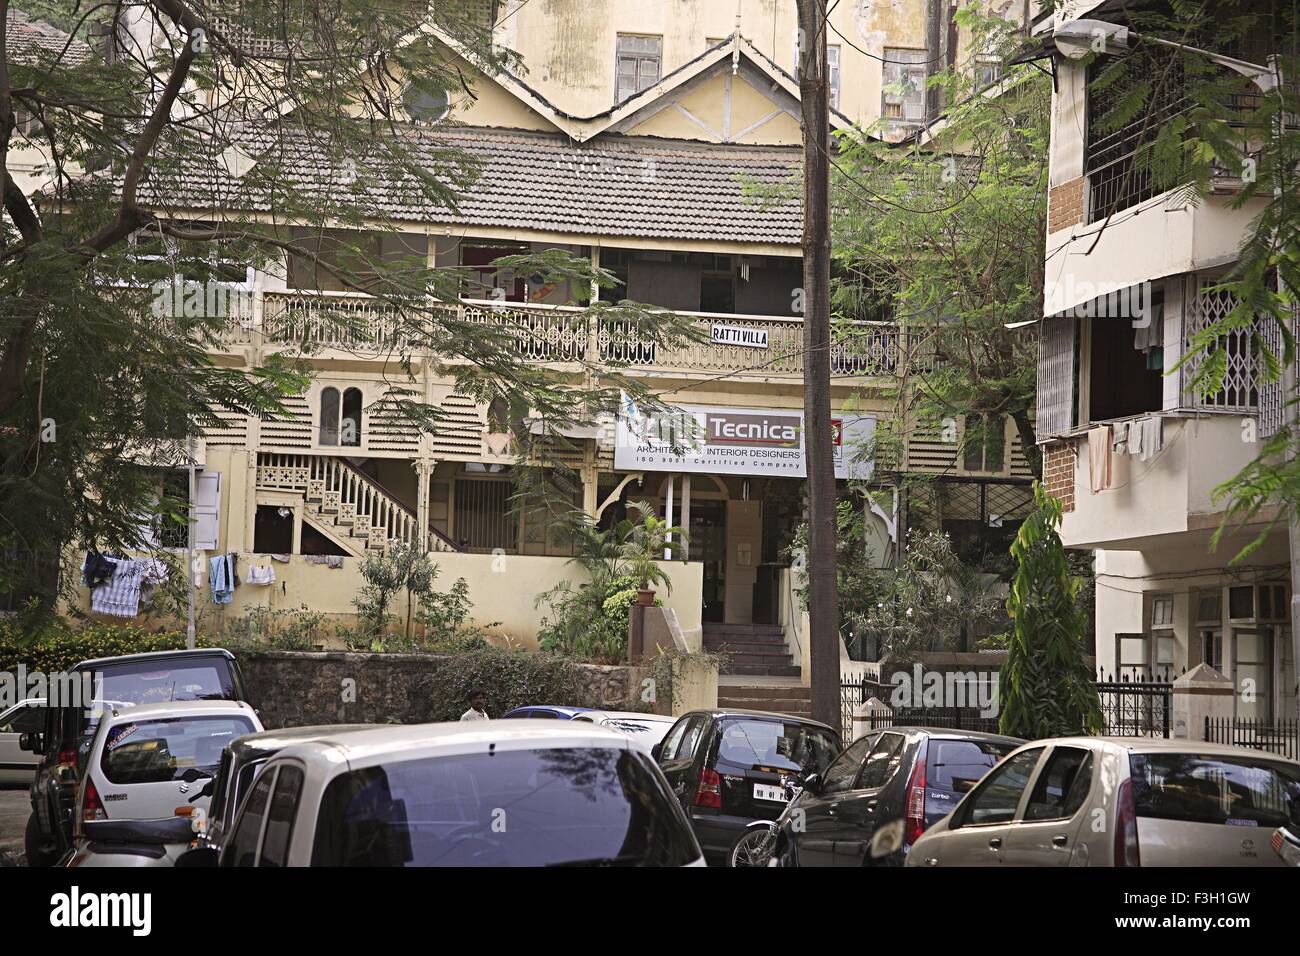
[76,700,262,829]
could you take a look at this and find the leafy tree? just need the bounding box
[831,6,1049,478]
[999,484,1102,739]
[0,0,695,627]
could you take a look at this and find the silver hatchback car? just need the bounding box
[907,737,1300,867]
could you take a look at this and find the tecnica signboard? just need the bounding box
[614,396,875,480]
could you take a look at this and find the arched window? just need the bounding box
[341,388,363,447]
[319,387,340,445]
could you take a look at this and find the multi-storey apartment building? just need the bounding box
[46,1,1029,659]
[1031,1,1296,721]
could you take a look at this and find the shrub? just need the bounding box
[423,646,583,721]
[0,621,197,674]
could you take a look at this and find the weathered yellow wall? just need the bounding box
[67,549,704,652]
[491,0,934,129]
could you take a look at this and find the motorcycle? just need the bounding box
[728,774,803,868]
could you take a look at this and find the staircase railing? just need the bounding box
[256,452,459,552]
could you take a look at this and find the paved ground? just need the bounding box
[0,787,28,865]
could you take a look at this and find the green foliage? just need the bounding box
[346,542,495,651]
[423,646,583,722]
[999,485,1102,739]
[0,621,196,673]
[789,499,1005,658]
[617,500,687,592]
[230,604,332,651]
[828,5,1049,479]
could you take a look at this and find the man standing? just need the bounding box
[460,689,489,721]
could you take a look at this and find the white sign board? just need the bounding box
[615,396,875,480]
[710,323,769,349]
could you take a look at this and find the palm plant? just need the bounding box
[618,501,687,597]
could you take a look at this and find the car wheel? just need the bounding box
[729,828,776,867]
[24,813,59,868]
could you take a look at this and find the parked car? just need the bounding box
[22,647,251,867]
[76,699,262,831]
[907,737,1300,867]
[1272,823,1300,866]
[769,726,1022,867]
[570,711,676,752]
[499,705,598,720]
[653,708,841,864]
[178,722,703,867]
[0,698,44,786]
[196,724,375,852]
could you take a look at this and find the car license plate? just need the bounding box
[753,784,785,802]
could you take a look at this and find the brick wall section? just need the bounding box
[1048,177,1086,231]
[1042,440,1076,513]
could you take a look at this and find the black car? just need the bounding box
[770,726,1023,867]
[21,647,250,867]
[197,724,375,852]
[653,708,841,864]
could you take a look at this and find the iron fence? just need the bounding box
[1095,673,1172,738]
[1205,716,1300,761]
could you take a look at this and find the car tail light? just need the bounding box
[83,779,107,823]
[1114,777,1140,867]
[58,748,76,769]
[904,754,927,846]
[694,767,722,809]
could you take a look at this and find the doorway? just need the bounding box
[1232,629,1273,720]
[688,500,727,623]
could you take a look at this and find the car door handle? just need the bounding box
[865,800,877,815]
[1052,835,1068,848]
[988,837,1002,850]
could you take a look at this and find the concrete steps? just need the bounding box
[704,623,796,677]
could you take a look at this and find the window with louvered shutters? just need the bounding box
[1037,315,1076,440]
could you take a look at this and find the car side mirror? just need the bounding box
[18,732,41,753]
[175,846,219,868]
[650,743,663,761]
[801,772,821,794]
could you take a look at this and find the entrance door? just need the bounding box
[1232,629,1273,720]
[688,500,726,623]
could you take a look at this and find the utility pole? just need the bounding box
[796,0,841,730]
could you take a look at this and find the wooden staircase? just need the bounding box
[256,453,460,554]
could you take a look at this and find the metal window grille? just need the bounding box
[453,479,517,552]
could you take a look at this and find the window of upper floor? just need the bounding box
[616,34,662,103]
[882,48,928,128]
[287,228,426,295]
[960,414,1008,475]
[792,38,841,110]
[318,386,363,448]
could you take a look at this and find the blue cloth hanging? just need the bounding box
[210,554,233,605]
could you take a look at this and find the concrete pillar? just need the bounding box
[413,459,431,552]
[663,474,675,559]
[1171,663,1236,741]
[852,696,894,742]
[680,475,691,560]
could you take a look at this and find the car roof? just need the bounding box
[503,705,598,717]
[75,647,236,670]
[268,721,637,769]
[686,709,839,733]
[1043,735,1300,762]
[100,699,257,723]
[881,726,1025,746]
[228,724,379,759]
[581,711,675,723]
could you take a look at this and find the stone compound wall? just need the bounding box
[237,650,643,728]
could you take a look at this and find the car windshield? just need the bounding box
[100,715,256,785]
[1129,752,1300,829]
[68,658,239,747]
[716,719,840,774]
[310,747,698,867]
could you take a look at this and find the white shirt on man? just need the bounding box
[460,707,489,721]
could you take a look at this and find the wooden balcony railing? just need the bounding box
[240,291,901,379]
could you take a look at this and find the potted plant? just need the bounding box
[618,501,687,605]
